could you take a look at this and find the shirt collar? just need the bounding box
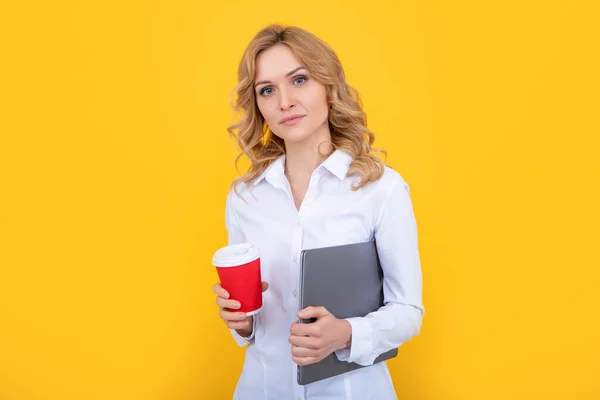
[320,149,353,180]
[251,149,353,186]
[252,154,286,186]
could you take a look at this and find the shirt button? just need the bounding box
[296,220,301,226]
[293,290,297,297]
[292,255,298,262]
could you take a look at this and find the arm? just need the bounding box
[224,189,257,346]
[335,177,425,366]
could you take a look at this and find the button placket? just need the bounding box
[289,217,303,311]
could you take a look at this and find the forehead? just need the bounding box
[255,44,302,80]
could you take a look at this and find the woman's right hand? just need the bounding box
[212,281,269,338]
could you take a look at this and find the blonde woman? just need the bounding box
[212,24,424,400]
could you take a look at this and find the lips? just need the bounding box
[279,115,306,125]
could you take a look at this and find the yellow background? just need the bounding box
[1,0,598,399]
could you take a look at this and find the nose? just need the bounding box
[279,87,295,110]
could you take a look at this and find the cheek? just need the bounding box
[257,101,283,136]
[257,100,276,123]
[308,95,329,121]
[306,87,328,117]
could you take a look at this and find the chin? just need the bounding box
[274,128,314,144]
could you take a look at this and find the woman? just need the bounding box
[212,24,424,400]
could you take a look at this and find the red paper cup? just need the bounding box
[212,243,263,316]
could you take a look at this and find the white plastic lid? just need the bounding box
[212,243,259,267]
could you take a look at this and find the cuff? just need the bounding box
[334,317,376,366]
[230,316,256,347]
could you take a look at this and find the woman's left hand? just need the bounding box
[289,306,352,366]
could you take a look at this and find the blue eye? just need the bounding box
[294,76,307,85]
[260,87,273,96]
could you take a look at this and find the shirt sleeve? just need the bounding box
[335,177,425,366]
[224,188,256,347]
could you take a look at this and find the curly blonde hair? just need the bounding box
[227,24,386,191]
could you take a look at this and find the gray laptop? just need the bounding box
[297,240,398,385]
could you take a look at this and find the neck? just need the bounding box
[284,125,333,184]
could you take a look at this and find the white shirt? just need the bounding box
[225,149,424,400]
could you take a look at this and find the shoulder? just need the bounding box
[373,167,411,212]
[226,181,249,204]
[356,165,410,196]
[381,165,408,186]
[226,180,259,214]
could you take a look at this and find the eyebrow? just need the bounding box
[254,66,305,88]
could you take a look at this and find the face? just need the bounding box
[254,44,330,146]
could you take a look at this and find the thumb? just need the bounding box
[298,306,330,319]
[261,281,269,292]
